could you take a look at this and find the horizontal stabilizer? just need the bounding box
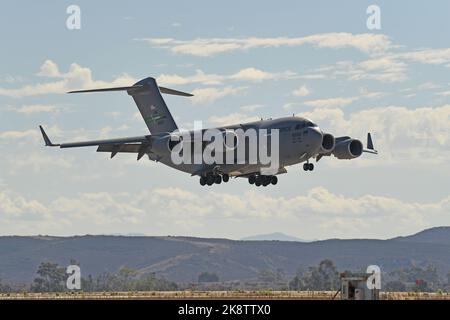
[159,86,193,97]
[68,84,193,97]
[67,85,144,94]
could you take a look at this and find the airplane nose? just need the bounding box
[308,127,323,150]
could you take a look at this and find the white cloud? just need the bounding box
[6,153,74,174]
[437,91,450,97]
[191,86,246,104]
[304,97,358,108]
[157,68,297,86]
[230,68,297,82]
[208,113,259,126]
[240,104,264,112]
[157,70,223,86]
[37,59,61,77]
[292,85,310,97]
[297,104,450,165]
[1,186,448,238]
[325,58,408,83]
[0,60,137,98]
[137,33,392,57]
[0,190,48,218]
[0,74,24,83]
[353,57,408,82]
[0,129,39,140]
[417,82,440,90]
[0,63,300,98]
[14,104,58,114]
[282,102,302,111]
[298,74,327,80]
[398,48,450,65]
[358,88,385,99]
[0,126,61,141]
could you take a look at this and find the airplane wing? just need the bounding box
[39,125,153,160]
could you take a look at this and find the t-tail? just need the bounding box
[68,77,193,134]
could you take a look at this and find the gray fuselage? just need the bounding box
[152,116,324,177]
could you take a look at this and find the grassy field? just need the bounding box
[1,291,450,300]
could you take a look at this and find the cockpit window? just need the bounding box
[306,121,316,127]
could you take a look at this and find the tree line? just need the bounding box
[1,259,450,293]
[197,259,450,293]
[0,261,177,293]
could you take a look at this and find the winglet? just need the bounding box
[363,132,378,154]
[367,132,374,150]
[39,125,60,147]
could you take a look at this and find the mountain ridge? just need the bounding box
[240,232,310,242]
[1,227,449,283]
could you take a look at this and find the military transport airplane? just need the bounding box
[39,77,377,187]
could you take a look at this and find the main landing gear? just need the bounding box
[248,175,278,187]
[199,173,230,186]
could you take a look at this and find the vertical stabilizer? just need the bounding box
[127,77,178,134]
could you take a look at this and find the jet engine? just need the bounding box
[332,138,363,159]
[319,133,335,154]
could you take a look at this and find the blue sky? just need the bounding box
[0,1,449,239]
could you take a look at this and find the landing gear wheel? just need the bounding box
[271,176,278,185]
[262,177,270,187]
[222,174,230,183]
[200,176,206,186]
[303,163,309,171]
[206,175,215,186]
[308,163,314,171]
[255,176,262,186]
[248,175,256,184]
[215,175,222,184]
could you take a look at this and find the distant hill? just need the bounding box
[241,232,309,242]
[1,227,450,284]
[109,233,147,237]
[391,226,450,245]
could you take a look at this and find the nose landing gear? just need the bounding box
[303,162,314,171]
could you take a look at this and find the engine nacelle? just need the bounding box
[319,133,335,154]
[332,139,363,159]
